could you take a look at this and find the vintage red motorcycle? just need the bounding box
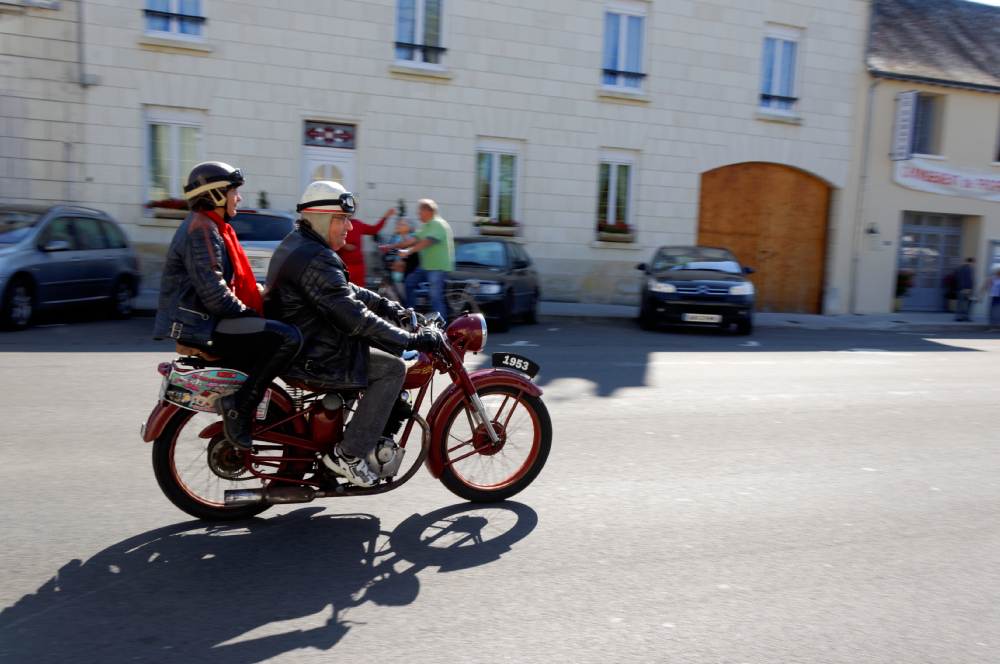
[139,312,551,521]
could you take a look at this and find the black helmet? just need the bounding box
[183,162,245,211]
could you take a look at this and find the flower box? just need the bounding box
[598,231,635,243]
[152,208,190,219]
[479,225,518,236]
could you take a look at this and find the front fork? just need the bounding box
[468,392,501,444]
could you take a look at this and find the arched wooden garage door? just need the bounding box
[697,162,830,314]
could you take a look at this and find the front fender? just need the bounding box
[140,401,181,443]
[423,368,543,479]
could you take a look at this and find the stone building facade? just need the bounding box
[2,0,871,307]
[848,0,1000,315]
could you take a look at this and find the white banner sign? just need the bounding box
[894,158,1000,201]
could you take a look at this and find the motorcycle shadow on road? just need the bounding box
[0,501,537,663]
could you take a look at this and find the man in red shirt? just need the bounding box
[337,207,395,286]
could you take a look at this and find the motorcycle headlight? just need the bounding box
[479,282,502,295]
[729,283,755,296]
[648,279,676,293]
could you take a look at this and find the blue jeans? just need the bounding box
[991,297,1000,328]
[405,266,446,318]
[956,291,972,320]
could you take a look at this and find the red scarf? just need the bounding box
[205,210,264,316]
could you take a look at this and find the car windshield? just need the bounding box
[0,212,41,244]
[229,213,294,242]
[652,247,742,274]
[456,241,506,268]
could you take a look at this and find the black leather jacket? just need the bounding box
[263,225,409,389]
[153,211,258,345]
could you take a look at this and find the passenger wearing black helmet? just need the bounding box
[153,161,301,450]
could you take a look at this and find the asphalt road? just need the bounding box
[2,316,999,663]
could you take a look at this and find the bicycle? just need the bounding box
[373,248,481,322]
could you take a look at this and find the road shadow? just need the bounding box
[0,502,537,663]
[489,318,995,398]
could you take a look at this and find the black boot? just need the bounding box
[216,393,254,450]
[219,320,302,450]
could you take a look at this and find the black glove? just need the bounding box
[406,328,440,353]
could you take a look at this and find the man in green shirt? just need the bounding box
[400,199,454,317]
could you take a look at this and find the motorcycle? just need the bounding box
[139,311,551,521]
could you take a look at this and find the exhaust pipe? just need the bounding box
[225,485,323,507]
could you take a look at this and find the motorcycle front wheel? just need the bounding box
[437,385,552,503]
[152,401,305,521]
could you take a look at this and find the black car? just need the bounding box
[452,236,540,332]
[637,246,755,335]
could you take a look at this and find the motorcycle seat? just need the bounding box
[281,377,361,401]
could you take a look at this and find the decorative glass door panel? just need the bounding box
[898,213,963,311]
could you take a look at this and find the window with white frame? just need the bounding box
[475,140,521,223]
[602,1,646,89]
[145,0,205,40]
[146,109,204,204]
[759,25,801,112]
[597,150,635,238]
[396,0,445,66]
[912,93,943,156]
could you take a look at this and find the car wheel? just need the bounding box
[2,276,35,331]
[493,291,513,333]
[108,277,134,319]
[736,319,753,335]
[524,290,539,324]
[638,299,656,331]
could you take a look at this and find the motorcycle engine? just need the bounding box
[366,438,406,479]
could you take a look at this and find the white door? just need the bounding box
[302,147,356,194]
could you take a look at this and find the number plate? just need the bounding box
[491,352,540,378]
[682,313,722,323]
[249,258,265,269]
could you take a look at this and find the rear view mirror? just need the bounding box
[743,266,756,274]
[636,263,647,271]
[43,240,71,252]
[513,259,528,270]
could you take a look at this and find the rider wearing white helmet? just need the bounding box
[263,181,439,488]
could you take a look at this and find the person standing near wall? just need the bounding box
[978,267,1000,331]
[337,207,395,287]
[399,200,454,318]
[955,257,975,321]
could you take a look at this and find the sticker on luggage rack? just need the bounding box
[160,365,270,419]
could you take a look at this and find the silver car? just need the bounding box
[228,209,297,283]
[0,204,142,330]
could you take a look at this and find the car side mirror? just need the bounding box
[743,266,756,274]
[514,259,528,270]
[636,263,647,271]
[43,240,71,252]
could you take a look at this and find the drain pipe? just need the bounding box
[76,0,89,87]
[63,142,73,203]
[849,75,881,314]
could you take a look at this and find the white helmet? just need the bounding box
[297,181,356,215]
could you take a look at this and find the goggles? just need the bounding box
[183,168,245,194]
[296,192,356,215]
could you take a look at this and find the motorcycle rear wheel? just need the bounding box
[438,385,552,503]
[152,402,305,521]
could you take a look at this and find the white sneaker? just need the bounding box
[322,444,378,488]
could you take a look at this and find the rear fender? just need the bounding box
[424,369,543,479]
[140,383,302,443]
